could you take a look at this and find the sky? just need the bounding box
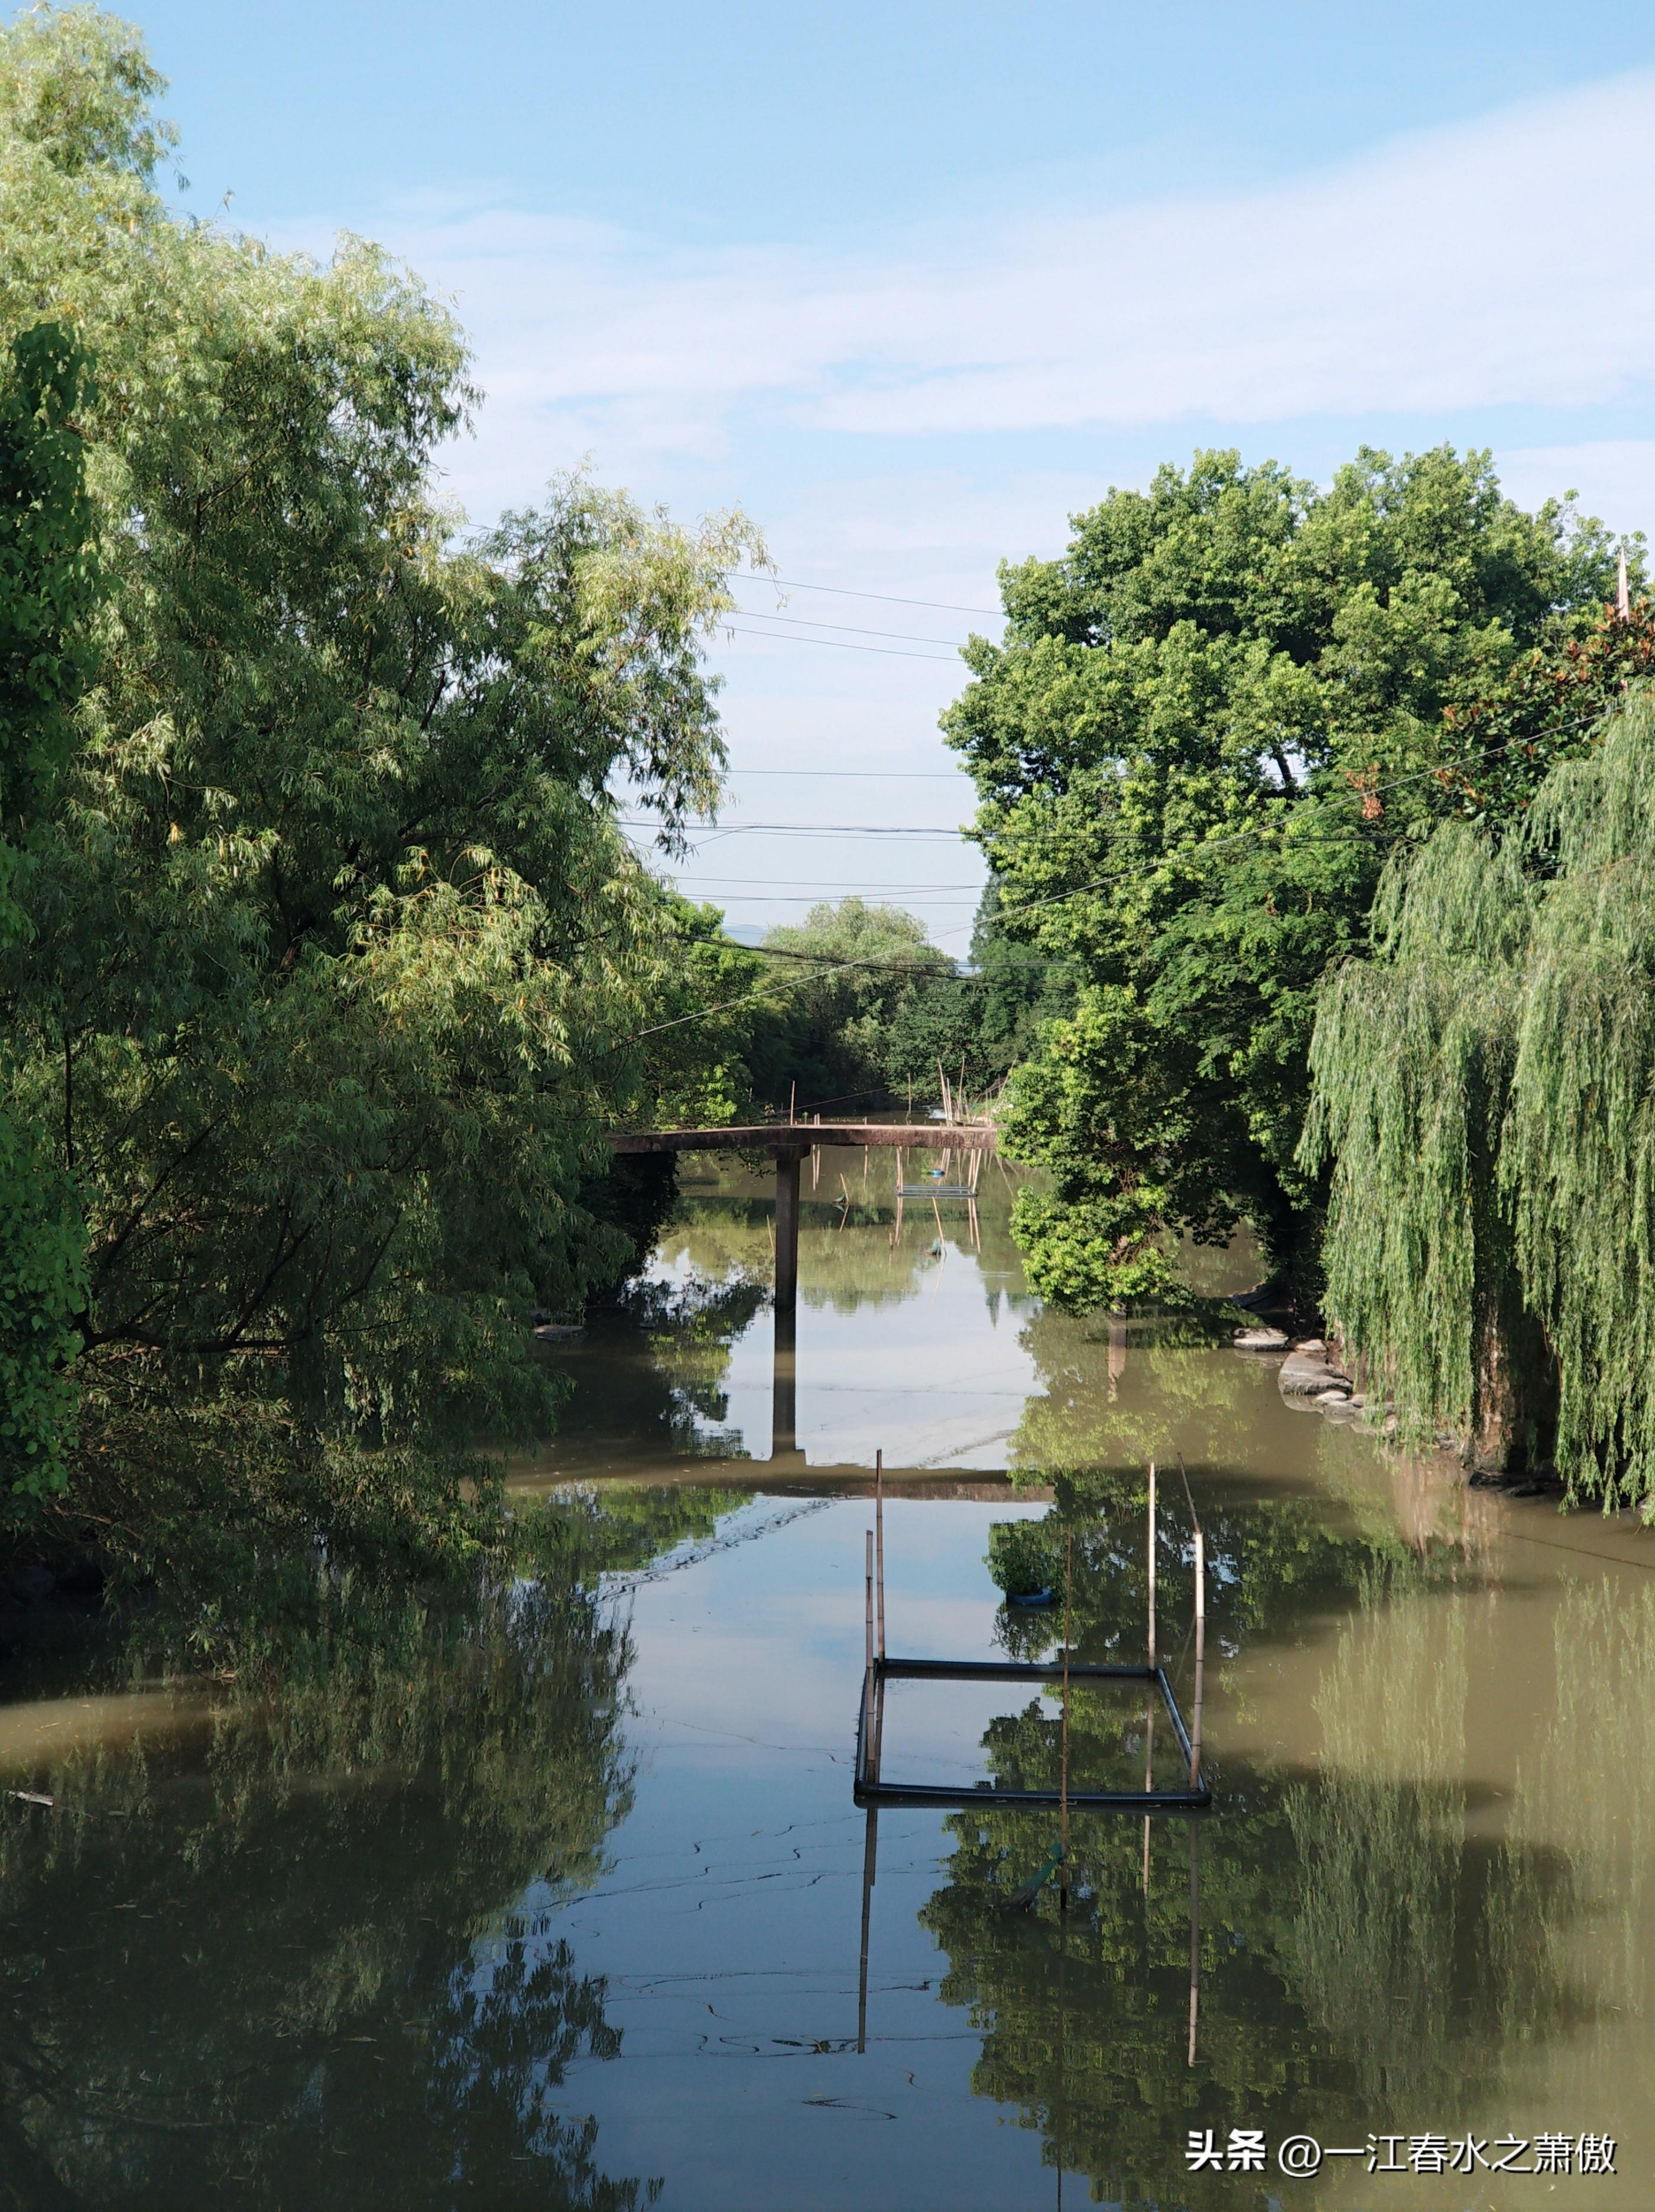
[110,0,1655,947]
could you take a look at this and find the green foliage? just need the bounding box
[985,1515,1055,1597]
[637,892,769,1126]
[0,9,765,1548]
[755,895,953,1109]
[1503,693,1655,1502]
[1436,599,1655,819]
[1300,821,1533,1446]
[879,881,1073,1103]
[0,317,95,925]
[1304,687,1655,1509]
[0,317,98,1499]
[734,888,1069,1115]
[947,446,1635,1310]
[0,1109,84,1503]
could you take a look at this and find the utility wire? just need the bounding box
[625,703,1617,845]
[632,712,1614,1042]
[728,609,971,649]
[720,625,962,665]
[621,820,969,837]
[734,570,1001,618]
[722,768,967,780]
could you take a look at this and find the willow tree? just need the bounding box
[0,9,761,1549]
[1303,687,1655,1508]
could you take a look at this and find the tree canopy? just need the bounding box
[0,7,762,1561]
[1303,686,1655,1508]
[945,447,1636,1311]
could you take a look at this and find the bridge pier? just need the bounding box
[774,1148,802,1322]
[772,1148,802,1457]
[605,1120,999,1467]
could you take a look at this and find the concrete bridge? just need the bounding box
[609,1120,998,1324]
[608,1120,1000,1460]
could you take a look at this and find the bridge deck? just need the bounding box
[610,1121,996,1154]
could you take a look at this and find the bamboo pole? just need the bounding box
[875,1450,885,1661]
[1059,1528,1072,1913]
[1143,1459,1156,1890]
[864,1528,875,1760]
[1187,1823,1201,2068]
[1147,1460,1157,1667]
[1189,1527,1206,1790]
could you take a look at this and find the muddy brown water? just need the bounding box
[2,1151,1651,2207]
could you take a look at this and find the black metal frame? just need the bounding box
[854,1655,1211,1812]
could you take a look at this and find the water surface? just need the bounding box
[3,1149,1651,2207]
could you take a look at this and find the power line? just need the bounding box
[632,711,1617,1043]
[680,892,982,906]
[729,608,971,649]
[622,820,969,838]
[719,625,961,666]
[734,570,1001,619]
[669,877,984,890]
[723,768,967,780]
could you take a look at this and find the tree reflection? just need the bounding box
[0,1575,653,2208]
[924,1500,1600,2207]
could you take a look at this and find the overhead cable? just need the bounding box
[631,713,1614,1042]
[728,609,971,649]
[720,625,961,665]
[733,570,1001,619]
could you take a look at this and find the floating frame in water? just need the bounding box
[852,1451,1211,1814]
[852,1657,1212,1811]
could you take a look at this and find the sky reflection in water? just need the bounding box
[2,1150,1652,2207]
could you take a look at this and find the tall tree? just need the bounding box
[945,448,1633,1310]
[1303,685,1655,1506]
[0,318,98,1500]
[0,9,761,1539]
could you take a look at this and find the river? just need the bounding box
[1,1146,1651,2207]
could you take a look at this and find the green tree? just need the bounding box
[0,317,98,1501]
[945,447,1633,1311]
[0,9,762,1552]
[878,881,1073,1105]
[1302,686,1655,1508]
[755,895,953,1110]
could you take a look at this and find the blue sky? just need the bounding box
[109,1,1655,941]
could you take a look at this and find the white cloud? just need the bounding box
[336,66,1655,502]
[268,76,1655,930]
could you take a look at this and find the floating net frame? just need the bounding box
[851,1453,1211,1814]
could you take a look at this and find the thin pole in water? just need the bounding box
[1187,1821,1201,2068]
[857,1804,878,2054]
[864,1528,874,1678]
[1144,1458,1156,1892]
[1059,1528,1072,1913]
[1189,1526,1206,1791]
[1147,1460,1157,1667]
[875,1450,885,1662]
